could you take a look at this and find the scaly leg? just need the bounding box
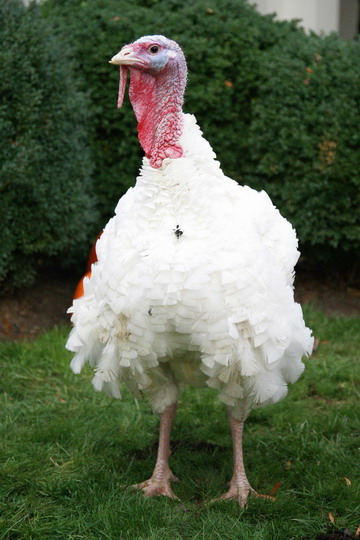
[132,403,179,499]
[215,410,274,507]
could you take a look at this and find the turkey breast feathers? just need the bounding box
[67,113,313,420]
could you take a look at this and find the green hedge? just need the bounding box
[41,0,301,219]
[41,0,360,273]
[0,0,96,290]
[247,32,360,264]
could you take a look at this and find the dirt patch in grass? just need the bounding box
[316,528,359,540]
[295,276,360,318]
[0,268,359,341]
[0,269,76,341]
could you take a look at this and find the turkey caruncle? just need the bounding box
[66,35,313,507]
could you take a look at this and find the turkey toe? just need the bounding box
[132,478,179,499]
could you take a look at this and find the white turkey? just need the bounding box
[66,35,313,506]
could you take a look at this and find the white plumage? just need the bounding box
[66,36,313,504]
[68,113,312,415]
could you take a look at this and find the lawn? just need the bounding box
[0,307,359,540]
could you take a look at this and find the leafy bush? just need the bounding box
[41,0,359,272]
[0,0,96,290]
[41,0,299,219]
[247,32,360,266]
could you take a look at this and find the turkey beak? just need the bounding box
[109,47,135,110]
[109,46,138,66]
[109,46,145,109]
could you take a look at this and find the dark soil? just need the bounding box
[315,529,359,540]
[0,270,77,341]
[0,269,359,341]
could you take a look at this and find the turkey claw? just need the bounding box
[132,476,179,499]
[210,486,275,508]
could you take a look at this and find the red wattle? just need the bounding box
[127,59,186,168]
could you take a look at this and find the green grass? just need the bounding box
[1,306,359,539]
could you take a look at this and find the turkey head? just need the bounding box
[110,35,187,168]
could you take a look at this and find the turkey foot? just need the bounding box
[214,476,274,508]
[132,464,179,499]
[133,403,179,499]
[212,411,275,507]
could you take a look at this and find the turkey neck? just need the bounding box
[128,62,186,168]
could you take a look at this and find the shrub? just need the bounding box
[247,31,360,265]
[41,0,360,272]
[41,0,299,219]
[0,0,96,291]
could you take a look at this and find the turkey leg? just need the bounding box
[215,410,274,507]
[132,403,179,499]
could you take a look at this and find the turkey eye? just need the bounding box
[149,45,159,54]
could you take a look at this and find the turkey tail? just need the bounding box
[73,231,103,299]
